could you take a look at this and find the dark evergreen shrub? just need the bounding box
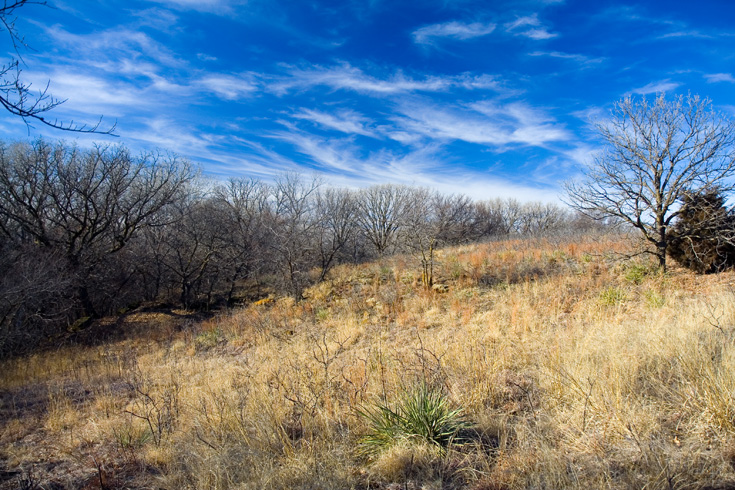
[668,189,735,273]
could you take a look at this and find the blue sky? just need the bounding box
[6,0,735,201]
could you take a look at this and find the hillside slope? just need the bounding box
[2,235,735,489]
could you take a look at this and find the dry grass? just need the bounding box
[3,234,735,489]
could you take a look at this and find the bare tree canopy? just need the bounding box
[565,93,735,270]
[356,184,412,256]
[0,139,196,316]
[0,1,115,134]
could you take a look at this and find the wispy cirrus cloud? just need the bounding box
[394,99,569,148]
[197,74,259,100]
[197,53,218,62]
[657,30,712,40]
[205,137,306,179]
[147,0,246,14]
[292,108,377,137]
[599,5,729,42]
[269,131,361,174]
[471,100,570,144]
[268,63,503,95]
[38,24,262,106]
[25,70,155,116]
[266,129,561,201]
[704,73,735,84]
[560,144,597,166]
[597,5,677,26]
[628,79,680,95]
[45,26,184,70]
[412,21,496,45]
[267,129,442,183]
[125,117,226,155]
[504,14,557,40]
[528,50,605,66]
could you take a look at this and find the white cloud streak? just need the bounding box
[528,51,605,65]
[146,0,244,14]
[25,70,149,117]
[124,117,226,155]
[657,30,712,40]
[197,74,259,100]
[393,100,570,147]
[504,14,557,40]
[45,26,184,70]
[704,73,735,84]
[269,63,502,96]
[412,21,496,45]
[265,130,563,201]
[292,108,377,137]
[269,132,363,175]
[628,79,680,95]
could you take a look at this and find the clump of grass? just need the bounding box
[644,289,666,308]
[112,416,152,455]
[194,328,222,351]
[315,308,329,322]
[44,391,79,432]
[624,261,660,284]
[599,286,628,306]
[357,383,471,456]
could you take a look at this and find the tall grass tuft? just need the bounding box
[358,383,471,455]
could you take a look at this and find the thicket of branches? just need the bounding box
[0,139,601,356]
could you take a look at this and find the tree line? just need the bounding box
[0,139,600,355]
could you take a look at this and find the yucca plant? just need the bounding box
[358,383,471,456]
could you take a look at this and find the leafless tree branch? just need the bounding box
[0,1,117,135]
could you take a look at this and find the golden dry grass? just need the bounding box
[3,234,735,489]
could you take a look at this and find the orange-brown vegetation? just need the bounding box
[2,234,735,489]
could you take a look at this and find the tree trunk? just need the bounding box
[658,224,667,271]
[77,283,98,318]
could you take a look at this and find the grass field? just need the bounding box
[2,234,735,489]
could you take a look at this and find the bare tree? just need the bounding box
[151,194,231,308]
[0,1,115,134]
[269,173,322,295]
[314,187,359,282]
[565,93,735,270]
[211,178,272,301]
[472,200,504,238]
[356,184,412,256]
[432,192,481,245]
[400,187,439,288]
[401,190,480,288]
[0,243,75,355]
[483,198,525,235]
[518,202,571,236]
